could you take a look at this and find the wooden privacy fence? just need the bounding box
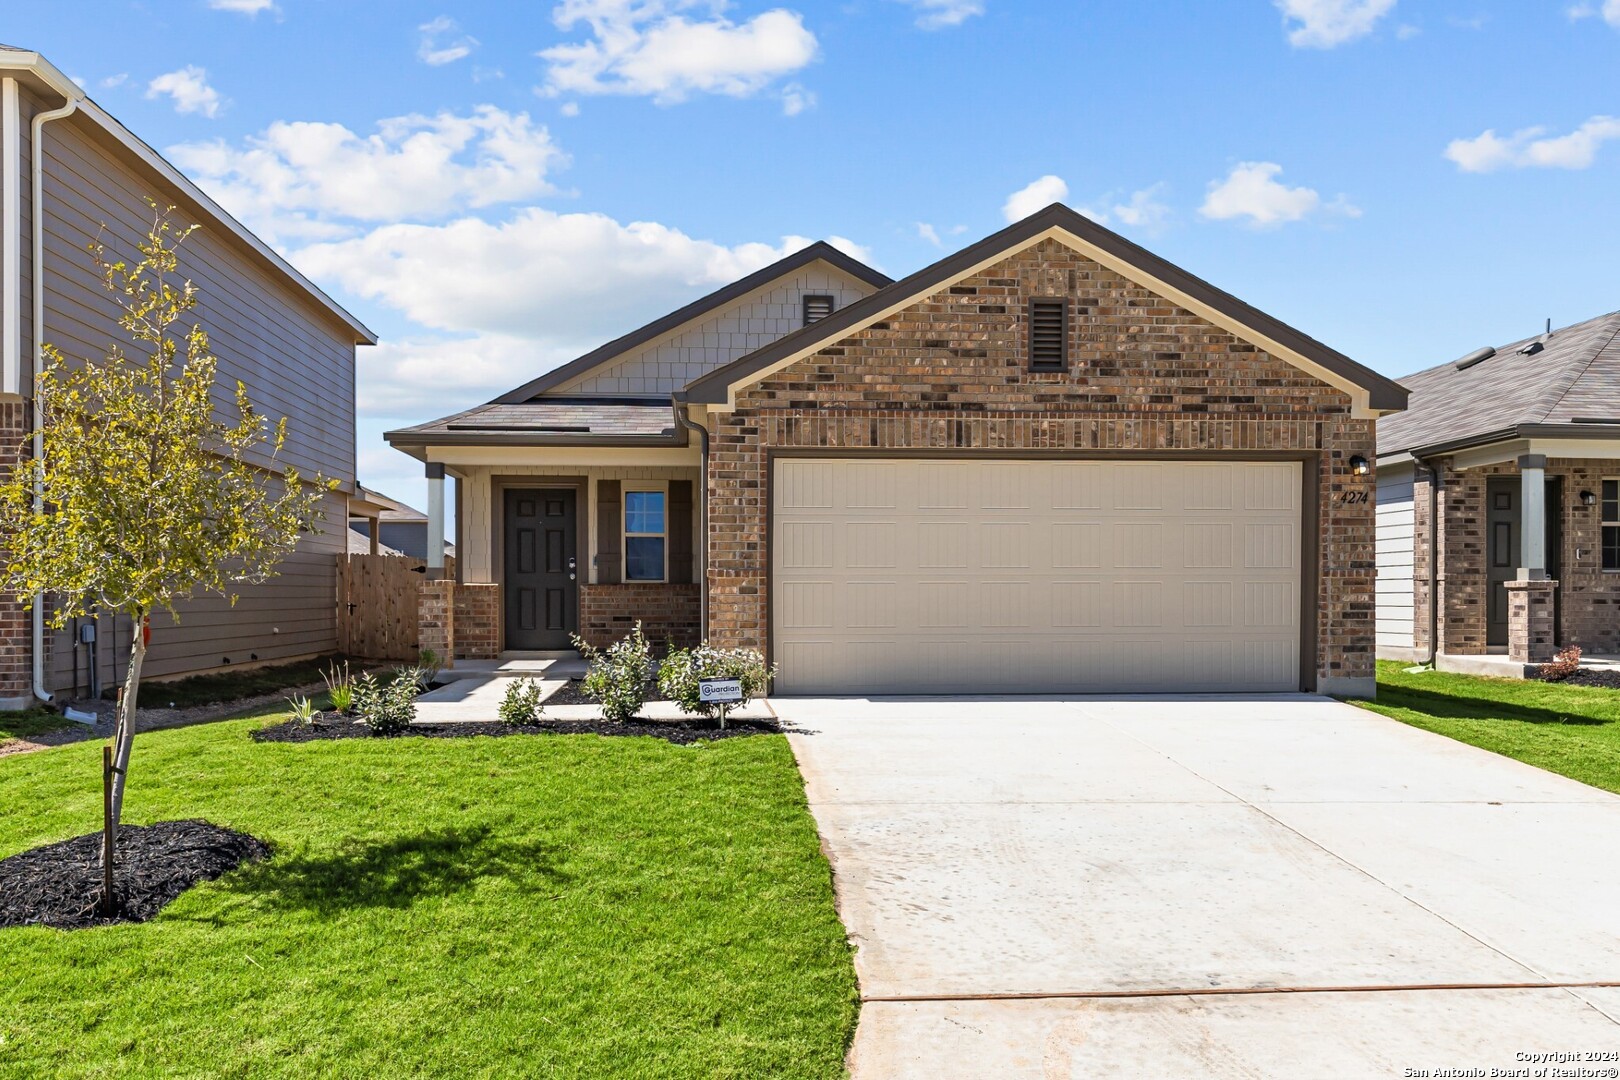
[338,554,455,661]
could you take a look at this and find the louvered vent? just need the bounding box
[802,294,835,326]
[1029,298,1067,370]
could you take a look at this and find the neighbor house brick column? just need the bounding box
[1504,579,1558,664]
[0,400,32,705]
[418,578,455,668]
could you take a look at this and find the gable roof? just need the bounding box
[682,203,1407,415]
[1377,311,1620,457]
[494,241,890,403]
[387,398,681,447]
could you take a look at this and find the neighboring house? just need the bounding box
[0,47,375,707]
[386,203,1406,697]
[1376,312,1620,673]
[347,484,455,561]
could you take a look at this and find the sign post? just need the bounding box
[698,677,743,730]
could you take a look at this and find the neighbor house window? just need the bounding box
[802,294,834,326]
[624,489,667,581]
[1605,480,1620,571]
[1028,297,1067,371]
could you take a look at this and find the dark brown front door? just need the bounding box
[504,488,577,650]
[1486,477,1562,648]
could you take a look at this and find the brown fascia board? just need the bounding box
[682,203,1409,413]
[494,242,892,404]
[1391,423,1620,460]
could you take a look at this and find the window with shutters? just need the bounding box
[1028,297,1067,371]
[624,488,667,581]
[1604,479,1620,571]
[802,294,834,326]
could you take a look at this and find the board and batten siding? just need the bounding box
[14,88,363,691]
[1375,461,1416,653]
[553,264,879,396]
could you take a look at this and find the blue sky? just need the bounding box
[9,0,1620,511]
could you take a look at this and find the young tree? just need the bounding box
[0,205,329,901]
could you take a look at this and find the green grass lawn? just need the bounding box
[0,708,73,749]
[1357,660,1620,793]
[0,711,856,1078]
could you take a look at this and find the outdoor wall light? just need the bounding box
[1582,490,1598,507]
[1348,455,1370,476]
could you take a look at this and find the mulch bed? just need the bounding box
[1551,670,1620,690]
[252,714,781,746]
[542,679,669,707]
[0,819,269,930]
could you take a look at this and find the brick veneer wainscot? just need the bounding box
[703,238,1378,691]
[452,584,499,660]
[579,584,701,651]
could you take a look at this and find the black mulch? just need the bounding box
[253,714,782,746]
[1552,670,1620,690]
[542,679,669,707]
[0,819,269,930]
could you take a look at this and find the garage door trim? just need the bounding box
[764,448,1321,694]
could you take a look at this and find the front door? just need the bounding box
[504,488,577,650]
[1486,477,1562,648]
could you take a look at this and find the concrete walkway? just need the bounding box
[778,695,1620,1077]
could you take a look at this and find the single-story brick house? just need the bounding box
[1376,311,1620,674]
[386,204,1406,697]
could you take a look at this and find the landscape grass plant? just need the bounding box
[1357,660,1620,793]
[0,708,856,1077]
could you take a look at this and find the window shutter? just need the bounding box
[1028,297,1068,371]
[668,480,694,584]
[596,480,621,584]
[802,294,834,326]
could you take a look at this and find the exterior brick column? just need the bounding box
[418,579,455,668]
[452,584,500,660]
[1504,579,1559,665]
[0,402,33,706]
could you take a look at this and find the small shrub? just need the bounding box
[1538,645,1583,682]
[658,644,776,728]
[322,660,354,714]
[393,664,433,693]
[418,648,443,687]
[353,670,418,734]
[498,678,546,724]
[286,694,318,726]
[571,624,652,722]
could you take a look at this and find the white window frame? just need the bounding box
[623,482,669,583]
[1604,478,1620,572]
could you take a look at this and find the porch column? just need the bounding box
[425,462,446,580]
[1518,454,1547,580]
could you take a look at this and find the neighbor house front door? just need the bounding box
[1486,477,1561,648]
[504,488,578,650]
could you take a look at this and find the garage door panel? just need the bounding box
[772,459,1302,695]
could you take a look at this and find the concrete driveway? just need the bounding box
[778,695,1620,1078]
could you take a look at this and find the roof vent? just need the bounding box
[1453,347,1495,370]
[802,294,834,326]
[1518,340,1544,357]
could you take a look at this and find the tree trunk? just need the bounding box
[105,623,146,867]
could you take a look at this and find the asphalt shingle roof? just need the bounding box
[394,399,677,440]
[1377,311,1620,456]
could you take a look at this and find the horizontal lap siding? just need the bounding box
[1376,464,1415,649]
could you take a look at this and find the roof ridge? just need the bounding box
[1534,312,1620,424]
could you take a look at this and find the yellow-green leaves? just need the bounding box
[0,206,327,624]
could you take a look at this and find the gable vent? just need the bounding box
[1028,297,1068,371]
[802,294,834,326]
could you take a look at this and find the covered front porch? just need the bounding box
[1410,438,1620,674]
[409,443,706,666]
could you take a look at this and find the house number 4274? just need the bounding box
[1339,490,1369,504]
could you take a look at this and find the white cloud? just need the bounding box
[208,0,277,14]
[1395,23,1421,39]
[1445,116,1620,172]
[295,207,865,343]
[896,0,984,30]
[915,222,941,246]
[100,73,129,89]
[360,334,560,417]
[559,101,582,117]
[419,16,479,66]
[1275,0,1396,48]
[146,66,225,119]
[780,82,815,115]
[1081,183,1173,234]
[168,106,567,243]
[538,1,819,104]
[1198,162,1353,227]
[1002,174,1068,222]
[1568,1,1620,24]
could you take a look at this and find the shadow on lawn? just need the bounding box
[1378,683,1615,727]
[240,825,566,913]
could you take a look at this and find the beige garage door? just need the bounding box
[772,458,1303,695]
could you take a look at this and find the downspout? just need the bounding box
[28,94,80,702]
[1412,452,1441,665]
[673,400,709,642]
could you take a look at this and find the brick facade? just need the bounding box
[1419,457,1620,655]
[0,403,32,704]
[579,584,701,651]
[1505,579,1559,664]
[705,238,1377,693]
[452,583,500,660]
[417,579,454,666]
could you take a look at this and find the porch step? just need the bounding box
[436,654,587,682]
